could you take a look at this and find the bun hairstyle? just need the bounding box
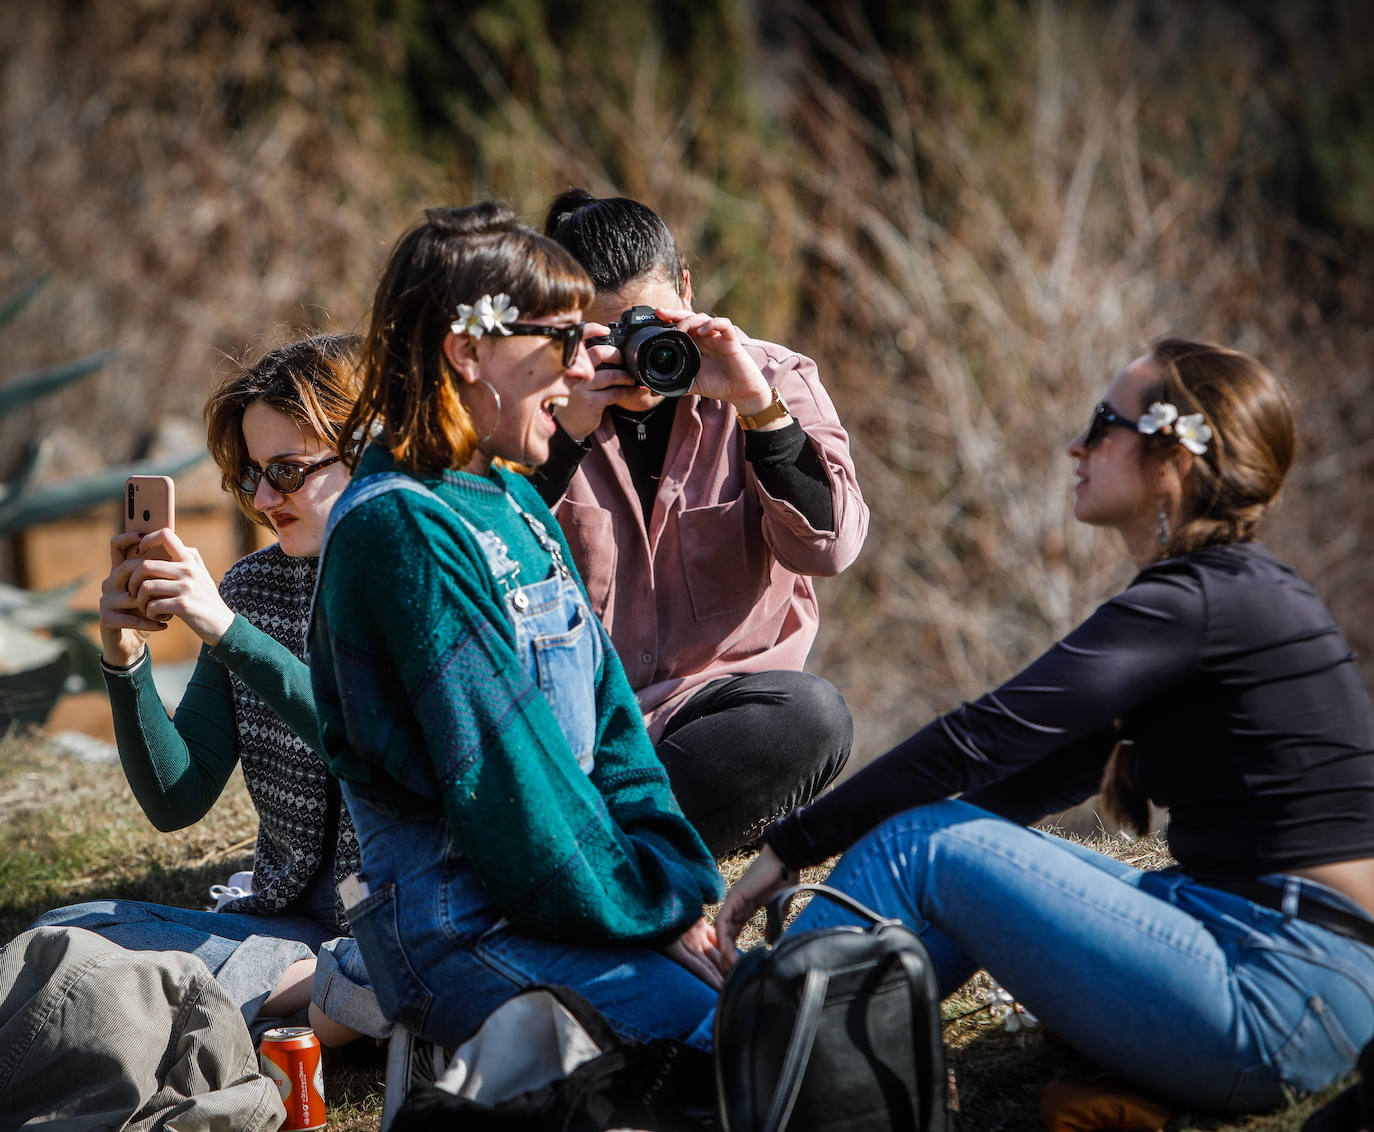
[206,333,362,527]
[543,189,688,297]
[1101,337,1298,833]
[1142,337,1296,557]
[343,201,593,475]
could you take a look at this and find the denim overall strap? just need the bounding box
[311,472,439,622]
[312,470,600,771]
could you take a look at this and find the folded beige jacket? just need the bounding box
[0,926,285,1131]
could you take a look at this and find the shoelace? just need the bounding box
[208,884,251,910]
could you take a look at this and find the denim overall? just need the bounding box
[314,473,717,1049]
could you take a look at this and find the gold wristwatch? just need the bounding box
[737,388,791,430]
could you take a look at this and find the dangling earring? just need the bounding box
[468,378,503,444]
[1156,504,1171,551]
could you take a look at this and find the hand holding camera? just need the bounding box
[656,308,777,417]
[565,306,775,431]
[587,306,702,398]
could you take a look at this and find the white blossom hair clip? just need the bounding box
[451,292,519,340]
[1137,401,1212,456]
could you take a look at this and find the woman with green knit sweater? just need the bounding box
[308,203,725,1054]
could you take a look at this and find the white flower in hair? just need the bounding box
[1137,400,1211,455]
[485,292,519,334]
[1137,401,1179,435]
[1174,413,1212,455]
[450,292,520,339]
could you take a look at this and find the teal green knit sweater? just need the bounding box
[309,445,722,947]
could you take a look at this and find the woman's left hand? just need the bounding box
[663,916,728,990]
[126,529,236,646]
[655,307,777,418]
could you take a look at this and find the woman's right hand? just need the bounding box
[713,843,799,973]
[99,530,236,665]
[99,531,165,665]
[552,322,644,440]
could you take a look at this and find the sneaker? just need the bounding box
[381,1026,451,1131]
[208,869,255,911]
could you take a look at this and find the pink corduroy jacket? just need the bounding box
[550,336,869,740]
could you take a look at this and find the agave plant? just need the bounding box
[0,276,204,729]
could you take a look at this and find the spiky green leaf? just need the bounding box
[1,439,48,503]
[0,275,51,333]
[0,350,119,416]
[0,450,207,536]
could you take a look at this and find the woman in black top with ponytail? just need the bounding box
[718,338,1374,1114]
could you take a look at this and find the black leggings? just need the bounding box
[655,670,853,856]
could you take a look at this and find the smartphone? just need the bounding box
[124,475,176,559]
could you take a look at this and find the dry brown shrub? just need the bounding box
[0,1,437,466]
[3,1,1371,773]
[767,3,1374,758]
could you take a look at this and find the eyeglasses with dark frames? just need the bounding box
[504,322,587,368]
[237,454,340,496]
[1084,402,1142,449]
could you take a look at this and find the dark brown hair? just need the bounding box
[1101,337,1297,833]
[1141,337,1296,556]
[344,202,594,475]
[205,333,362,527]
[543,189,688,296]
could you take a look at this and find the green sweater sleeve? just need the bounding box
[104,614,321,832]
[313,476,721,947]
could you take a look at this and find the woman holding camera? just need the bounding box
[533,189,869,857]
[307,203,725,1051]
[717,339,1374,1112]
[33,335,382,1044]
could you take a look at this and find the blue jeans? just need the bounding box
[342,787,718,1050]
[795,800,1374,1112]
[30,899,385,1039]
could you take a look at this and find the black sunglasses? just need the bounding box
[237,454,340,496]
[1084,402,1142,448]
[504,321,586,367]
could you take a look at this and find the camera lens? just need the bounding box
[647,342,682,375]
[625,326,700,397]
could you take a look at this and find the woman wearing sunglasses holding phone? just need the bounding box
[307,203,724,1065]
[718,338,1374,1114]
[33,335,386,1045]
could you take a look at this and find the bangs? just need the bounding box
[473,232,594,319]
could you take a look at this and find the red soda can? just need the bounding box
[260,1025,326,1130]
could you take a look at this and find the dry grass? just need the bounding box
[2,731,1353,1130]
[2,4,1371,1128]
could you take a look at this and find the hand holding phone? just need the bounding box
[112,477,235,648]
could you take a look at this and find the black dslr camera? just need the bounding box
[587,306,701,397]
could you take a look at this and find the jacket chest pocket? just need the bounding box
[677,495,769,622]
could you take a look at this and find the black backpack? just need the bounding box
[714,884,952,1132]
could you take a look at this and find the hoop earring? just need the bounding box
[468,377,503,445]
[1156,504,1171,550]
